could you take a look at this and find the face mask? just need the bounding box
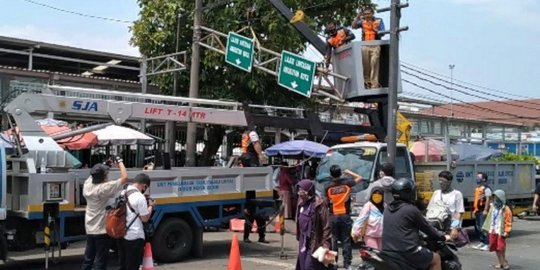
[476,177,483,185]
[371,193,383,204]
[298,190,309,201]
[440,180,452,192]
[494,197,503,209]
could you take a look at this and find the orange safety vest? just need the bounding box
[327,29,348,48]
[361,19,382,41]
[326,183,352,215]
[473,185,490,212]
[241,132,257,154]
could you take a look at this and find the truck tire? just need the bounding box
[152,218,193,262]
[0,226,7,262]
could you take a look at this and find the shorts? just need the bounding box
[489,233,506,252]
[402,246,434,270]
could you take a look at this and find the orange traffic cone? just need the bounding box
[228,234,242,270]
[142,242,154,270]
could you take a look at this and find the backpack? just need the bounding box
[426,191,452,230]
[105,189,139,239]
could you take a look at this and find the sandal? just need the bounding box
[503,264,510,270]
[491,265,503,269]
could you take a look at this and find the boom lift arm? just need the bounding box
[4,85,385,150]
[267,0,327,55]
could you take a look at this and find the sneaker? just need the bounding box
[479,244,489,251]
[472,243,483,249]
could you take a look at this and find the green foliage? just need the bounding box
[130,0,373,105]
[493,152,538,162]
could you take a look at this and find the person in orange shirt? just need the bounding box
[482,190,512,270]
[325,165,362,269]
[473,172,492,251]
[239,126,266,167]
[352,7,385,89]
[324,21,355,67]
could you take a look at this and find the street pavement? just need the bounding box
[1,217,539,269]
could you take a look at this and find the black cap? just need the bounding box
[90,164,109,184]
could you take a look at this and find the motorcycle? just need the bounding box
[356,220,462,270]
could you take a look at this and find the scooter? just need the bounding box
[357,233,461,270]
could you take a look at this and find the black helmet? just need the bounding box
[391,178,416,202]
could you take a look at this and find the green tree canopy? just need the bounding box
[130,0,374,165]
[131,0,373,105]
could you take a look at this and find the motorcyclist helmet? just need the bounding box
[391,178,416,202]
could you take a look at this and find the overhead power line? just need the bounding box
[401,64,540,107]
[401,92,498,120]
[402,69,540,113]
[400,61,538,100]
[402,79,538,121]
[21,0,133,24]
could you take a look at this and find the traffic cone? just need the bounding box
[274,214,283,233]
[142,242,154,270]
[228,234,242,270]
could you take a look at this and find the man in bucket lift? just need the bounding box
[352,6,385,89]
[325,21,356,67]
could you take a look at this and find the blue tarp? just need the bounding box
[265,140,329,158]
[452,144,503,161]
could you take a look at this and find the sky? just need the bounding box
[0,0,539,100]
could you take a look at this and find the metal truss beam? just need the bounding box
[198,26,350,102]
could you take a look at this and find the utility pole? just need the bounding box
[446,64,455,170]
[449,64,455,117]
[185,0,202,166]
[137,57,148,168]
[387,0,408,166]
[165,11,186,168]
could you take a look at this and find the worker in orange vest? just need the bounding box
[352,6,385,89]
[472,172,492,251]
[324,21,355,67]
[324,165,363,269]
[239,126,266,167]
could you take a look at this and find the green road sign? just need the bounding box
[277,50,316,97]
[225,32,254,72]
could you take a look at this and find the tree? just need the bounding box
[131,0,373,165]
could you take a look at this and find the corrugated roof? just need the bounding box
[419,99,540,127]
[0,65,141,84]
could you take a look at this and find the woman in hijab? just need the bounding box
[352,186,384,249]
[295,179,333,270]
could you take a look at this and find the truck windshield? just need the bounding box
[378,147,413,180]
[315,147,377,193]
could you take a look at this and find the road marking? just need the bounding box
[243,257,295,269]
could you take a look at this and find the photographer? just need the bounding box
[82,156,127,270]
[119,173,155,270]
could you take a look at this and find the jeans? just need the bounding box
[119,238,145,270]
[81,234,111,270]
[331,214,353,268]
[474,211,488,245]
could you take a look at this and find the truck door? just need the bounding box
[0,145,5,221]
[377,146,414,181]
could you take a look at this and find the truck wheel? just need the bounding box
[152,218,193,262]
[0,228,7,262]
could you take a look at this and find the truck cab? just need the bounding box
[315,142,414,214]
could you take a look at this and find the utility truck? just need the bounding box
[315,141,537,219]
[0,85,283,262]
